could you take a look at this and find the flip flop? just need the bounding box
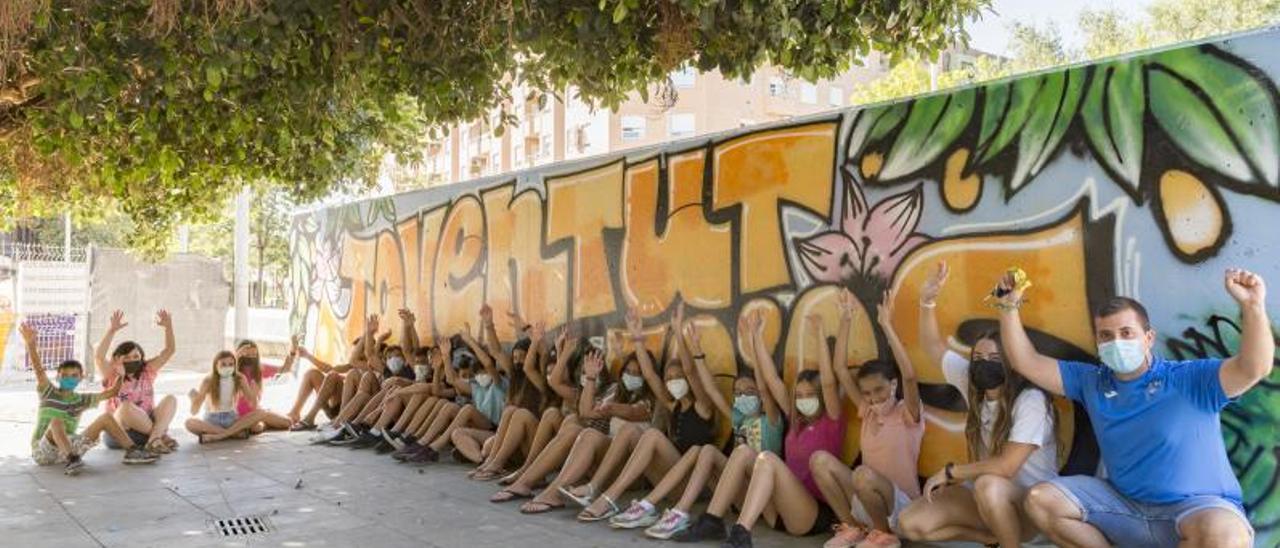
[472,469,503,482]
[497,472,520,486]
[490,489,532,504]
[559,484,596,508]
[519,500,564,515]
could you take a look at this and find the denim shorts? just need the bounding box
[205,411,239,429]
[1047,475,1253,547]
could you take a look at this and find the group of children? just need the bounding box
[30,261,1059,548]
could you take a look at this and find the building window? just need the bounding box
[668,113,695,138]
[829,87,844,107]
[800,83,817,104]
[768,77,786,97]
[621,116,646,142]
[670,66,697,89]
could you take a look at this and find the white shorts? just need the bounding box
[32,434,96,466]
[850,483,913,534]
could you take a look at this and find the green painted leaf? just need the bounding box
[977,76,1040,164]
[1150,47,1280,186]
[879,89,975,180]
[1082,60,1145,191]
[1011,68,1085,191]
[1149,69,1253,182]
[976,83,1009,151]
[845,103,907,160]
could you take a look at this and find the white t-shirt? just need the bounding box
[941,351,1059,488]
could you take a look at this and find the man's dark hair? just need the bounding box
[1094,297,1151,330]
[59,360,84,373]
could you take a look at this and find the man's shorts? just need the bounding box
[1046,475,1253,547]
[32,434,97,465]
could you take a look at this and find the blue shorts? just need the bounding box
[205,411,239,429]
[1047,475,1253,547]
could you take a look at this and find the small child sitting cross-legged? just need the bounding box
[23,323,158,474]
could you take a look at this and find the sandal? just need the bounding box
[289,421,316,432]
[490,488,532,504]
[145,438,169,454]
[472,469,503,482]
[519,500,564,515]
[559,483,596,508]
[161,435,179,451]
[577,495,620,522]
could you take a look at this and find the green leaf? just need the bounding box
[1149,69,1253,182]
[976,77,1039,163]
[845,103,905,160]
[867,103,908,142]
[613,3,628,24]
[1081,60,1144,191]
[1011,68,1085,191]
[879,88,975,180]
[206,66,223,90]
[1149,47,1280,186]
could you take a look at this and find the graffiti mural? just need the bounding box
[292,30,1280,542]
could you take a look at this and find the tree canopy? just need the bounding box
[0,0,986,254]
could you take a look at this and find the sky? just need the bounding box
[967,0,1156,55]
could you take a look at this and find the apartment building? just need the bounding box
[397,49,985,188]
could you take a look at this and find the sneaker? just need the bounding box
[645,509,691,540]
[672,513,726,543]
[404,446,438,464]
[721,523,752,548]
[392,441,423,461]
[63,455,85,476]
[309,424,344,444]
[610,500,659,529]
[123,447,159,464]
[854,530,900,548]
[349,431,383,449]
[373,439,396,454]
[383,430,406,451]
[824,523,870,548]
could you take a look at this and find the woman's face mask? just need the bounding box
[237,356,258,373]
[734,394,761,416]
[971,359,1007,391]
[666,378,690,400]
[217,365,235,377]
[474,372,493,388]
[124,360,145,376]
[795,396,821,417]
[387,356,406,373]
[622,373,644,391]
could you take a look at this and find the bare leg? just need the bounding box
[584,428,681,517]
[522,428,610,511]
[898,485,997,544]
[503,420,584,496]
[114,401,155,437]
[502,408,565,483]
[428,405,491,452]
[571,424,642,499]
[390,394,427,433]
[1178,508,1252,548]
[414,401,459,444]
[82,413,134,449]
[669,445,727,511]
[43,418,72,458]
[451,428,493,463]
[479,407,537,474]
[148,395,177,442]
[706,445,759,517]
[288,369,325,422]
[406,398,443,435]
[255,410,293,431]
[973,474,1038,547]
[372,396,405,431]
[304,372,343,424]
[332,392,371,425]
[736,452,819,535]
[810,451,858,527]
[202,411,272,443]
[354,390,388,424]
[1023,483,1109,548]
[185,417,227,438]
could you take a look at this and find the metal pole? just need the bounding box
[234,188,250,342]
[63,212,71,262]
[178,225,190,253]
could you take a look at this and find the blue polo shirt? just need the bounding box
[1058,357,1242,506]
[469,376,509,426]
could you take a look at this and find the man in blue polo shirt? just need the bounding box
[993,268,1270,548]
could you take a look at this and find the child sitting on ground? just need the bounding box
[23,322,158,474]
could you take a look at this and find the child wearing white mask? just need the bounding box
[186,350,263,443]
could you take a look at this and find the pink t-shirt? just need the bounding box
[236,378,260,416]
[859,399,925,498]
[785,413,846,500]
[106,366,157,413]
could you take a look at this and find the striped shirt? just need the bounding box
[32,383,103,448]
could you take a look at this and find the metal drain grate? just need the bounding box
[209,515,275,537]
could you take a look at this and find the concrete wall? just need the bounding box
[90,248,229,372]
[292,30,1280,541]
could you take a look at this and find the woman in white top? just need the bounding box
[897,262,1058,548]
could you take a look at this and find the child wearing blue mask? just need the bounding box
[24,323,158,474]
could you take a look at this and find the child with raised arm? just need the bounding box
[811,289,924,548]
[95,309,179,455]
[24,323,158,473]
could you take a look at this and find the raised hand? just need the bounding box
[109,310,128,331]
[582,349,604,378]
[749,309,767,338]
[669,301,686,334]
[367,314,380,335]
[921,261,950,305]
[877,290,895,330]
[398,308,416,324]
[19,322,37,344]
[479,304,494,325]
[531,321,546,344]
[506,310,527,332]
[993,268,1026,309]
[683,322,703,355]
[1225,268,1267,307]
[438,336,453,359]
[155,309,172,328]
[625,308,644,340]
